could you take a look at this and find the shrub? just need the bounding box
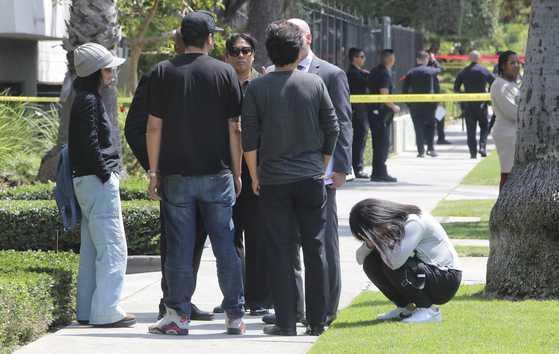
[0,200,160,255]
[0,179,151,201]
[0,250,79,352]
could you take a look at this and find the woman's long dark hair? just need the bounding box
[498,50,517,76]
[73,69,103,93]
[349,198,421,265]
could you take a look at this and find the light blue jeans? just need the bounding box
[73,172,127,324]
[161,173,245,318]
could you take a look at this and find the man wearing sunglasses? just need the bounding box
[217,33,273,317]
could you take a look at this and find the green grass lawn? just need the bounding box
[461,150,500,186]
[431,199,496,240]
[311,284,559,353]
[454,246,489,257]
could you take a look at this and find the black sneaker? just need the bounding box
[426,150,438,157]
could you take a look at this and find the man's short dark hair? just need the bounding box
[265,20,303,67]
[226,33,258,52]
[73,69,103,92]
[348,47,363,61]
[380,49,394,65]
[417,51,429,61]
[182,27,212,49]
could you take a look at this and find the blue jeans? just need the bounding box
[161,173,244,318]
[73,172,127,325]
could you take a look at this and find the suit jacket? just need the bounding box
[308,56,353,175]
[124,71,151,172]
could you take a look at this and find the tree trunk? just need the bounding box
[246,0,285,72]
[485,0,559,300]
[217,0,248,23]
[36,0,123,182]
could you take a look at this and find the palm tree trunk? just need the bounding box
[36,0,124,182]
[485,0,559,300]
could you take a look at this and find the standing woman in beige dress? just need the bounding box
[490,50,521,192]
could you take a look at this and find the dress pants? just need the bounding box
[159,203,208,311]
[436,117,446,142]
[232,158,273,310]
[293,186,341,318]
[351,104,369,174]
[363,250,462,308]
[464,102,489,156]
[410,103,436,154]
[259,177,328,328]
[368,108,390,177]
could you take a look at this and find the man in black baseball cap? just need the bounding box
[146,10,246,336]
[181,10,224,35]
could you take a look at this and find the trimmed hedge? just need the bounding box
[0,200,160,255]
[0,250,79,351]
[0,179,151,201]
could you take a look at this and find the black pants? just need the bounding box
[410,103,436,154]
[351,104,369,174]
[464,102,489,157]
[436,117,446,142]
[259,178,328,328]
[363,250,461,308]
[232,158,273,310]
[293,186,340,318]
[160,203,208,309]
[368,109,390,177]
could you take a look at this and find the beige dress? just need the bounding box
[490,77,520,173]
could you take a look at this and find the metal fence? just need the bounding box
[300,1,424,93]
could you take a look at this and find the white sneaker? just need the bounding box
[148,307,189,335]
[377,307,413,320]
[402,307,442,323]
[225,313,246,334]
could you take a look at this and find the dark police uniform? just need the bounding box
[367,64,393,177]
[403,59,441,155]
[346,64,369,175]
[453,62,495,158]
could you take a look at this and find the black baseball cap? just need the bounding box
[181,10,224,35]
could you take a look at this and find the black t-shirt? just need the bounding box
[367,64,393,95]
[147,53,243,176]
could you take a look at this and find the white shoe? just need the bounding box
[148,307,189,335]
[377,307,413,320]
[225,313,246,334]
[402,307,442,323]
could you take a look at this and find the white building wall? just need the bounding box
[37,40,66,84]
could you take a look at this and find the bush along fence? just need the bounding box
[0,250,79,351]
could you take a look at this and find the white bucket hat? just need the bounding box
[74,43,126,77]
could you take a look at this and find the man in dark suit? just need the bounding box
[262,18,352,327]
[124,27,213,322]
[366,49,399,182]
[346,47,370,179]
[453,50,495,158]
[403,51,442,157]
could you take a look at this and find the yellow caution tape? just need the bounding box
[351,93,490,103]
[351,93,491,103]
[2,94,488,104]
[0,96,133,104]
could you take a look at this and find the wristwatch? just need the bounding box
[148,170,158,178]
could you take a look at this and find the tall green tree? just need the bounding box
[485,0,559,299]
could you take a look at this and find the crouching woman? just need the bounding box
[349,198,462,323]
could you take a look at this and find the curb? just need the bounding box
[126,255,161,274]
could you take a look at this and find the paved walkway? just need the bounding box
[16,122,496,353]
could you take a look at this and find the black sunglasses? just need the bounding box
[228,47,253,57]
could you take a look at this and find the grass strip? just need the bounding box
[461,150,500,186]
[311,284,559,353]
[454,246,489,257]
[431,199,496,240]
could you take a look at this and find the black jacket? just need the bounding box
[124,72,151,172]
[402,60,442,94]
[68,89,119,183]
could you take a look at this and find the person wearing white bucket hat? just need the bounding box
[68,42,135,328]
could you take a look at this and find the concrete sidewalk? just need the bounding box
[16,122,494,353]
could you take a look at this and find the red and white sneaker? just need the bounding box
[148,307,189,335]
[225,313,246,334]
